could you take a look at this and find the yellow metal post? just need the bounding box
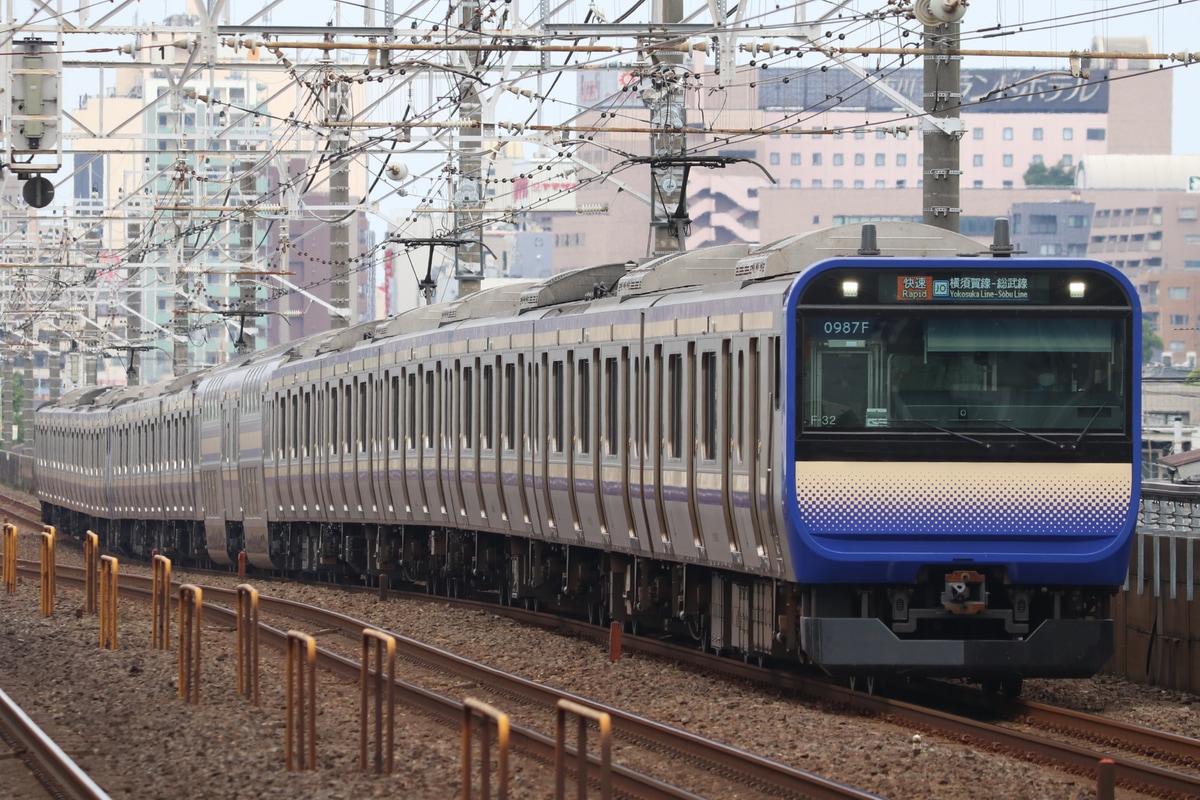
[152,555,172,649]
[359,628,396,774]
[99,555,118,650]
[235,584,260,705]
[462,697,510,800]
[1,524,16,595]
[285,631,317,771]
[554,699,612,800]
[84,531,99,613]
[178,584,202,704]
[39,526,55,616]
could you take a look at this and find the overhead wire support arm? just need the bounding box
[618,155,777,184]
[617,155,776,246]
[386,236,484,306]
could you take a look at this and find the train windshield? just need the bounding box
[801,313,1128,434]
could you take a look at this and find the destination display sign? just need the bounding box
[895,275,1031,302]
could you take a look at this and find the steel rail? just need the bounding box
[46,567,866,800]
[1014,698,1200,768]
[0,688,112,800]
[154,576,884,800]
[214,579,1200,800]
[29,559,1200,798]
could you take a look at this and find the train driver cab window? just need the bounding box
[802,314,1127,435]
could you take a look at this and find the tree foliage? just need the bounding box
[1144,315,1164,366]
[1023,160,1076,187]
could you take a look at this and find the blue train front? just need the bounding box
[784,257,1141,680]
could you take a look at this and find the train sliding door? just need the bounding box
[574,350,605,546]
[375,370,398,516]
[694,341,738,559]
[728,339,764,566]
[500,354,531,534]
[420,363,449,522]
[439,362,462,526]
[598,347,635,549]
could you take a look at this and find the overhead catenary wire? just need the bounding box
[3,0,1197,364]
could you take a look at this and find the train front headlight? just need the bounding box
[841,280,859,298]
[1069,281,1086,299]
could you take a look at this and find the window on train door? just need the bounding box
[482,363,494,451]
[578,358,590,454]
[390,375,400,451]
[358,379,368,453]
[423,370,435,448]
[463,365,474,448]
[291,393,299,459]
[700,351,717,461]
[667,352,683,459]
[503,363,516,451]
[735,350,745,463]
[303,392,312,458]
[405,372,417,449]
[330,385,339,455]
[275,396,284,458]
[344,383,354,455]
[552,359,565,453]
[604,357,618,457]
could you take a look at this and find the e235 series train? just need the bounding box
[36,221,1141,683]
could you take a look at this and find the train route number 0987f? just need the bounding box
[822,320,871,335]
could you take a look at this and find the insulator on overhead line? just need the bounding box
[1069,53,1091,79]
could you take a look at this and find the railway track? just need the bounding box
[502,602,1200,800]
[31,562,883,800]
[0,484,43,530]
[334,584,1200,798]
[189,571,1200,799]
[0,688,111,800]
[5,476,1198,800]
[21,555,1200,799]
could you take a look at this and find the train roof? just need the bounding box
[186,221,997,371]
[42,221,1002,408]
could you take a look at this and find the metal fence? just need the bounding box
[0,449,35,494]
[1117,482,1200,693]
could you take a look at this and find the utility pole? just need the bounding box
[170,146,192,377]
[126,263,142,386]
[453,0,485,298]
[645,0,687,255]
[22,353,33,445]
[47,335,61,402]
[920,6,965,232]
[327,58,352,329]
[1,354,10,448]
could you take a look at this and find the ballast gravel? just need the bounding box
[1,522,1195,799]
